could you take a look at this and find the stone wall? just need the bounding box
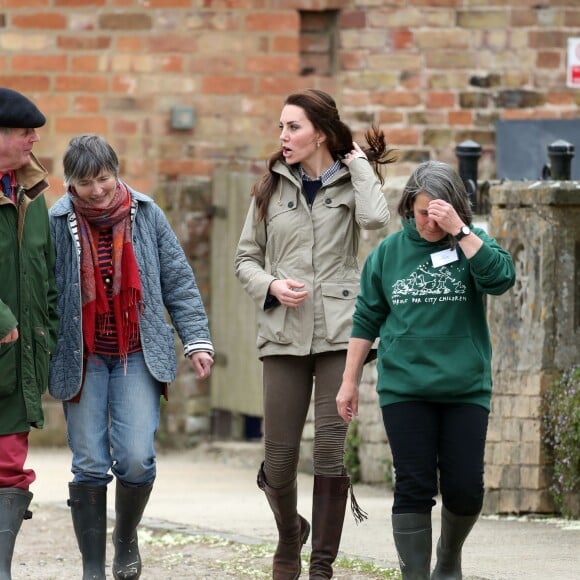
[483,180,580,514]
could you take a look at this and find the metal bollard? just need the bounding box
[541,139,575,181]
[455,140,482,211]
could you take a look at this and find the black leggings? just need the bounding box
[382,401,489,516]
[262,352,348,488]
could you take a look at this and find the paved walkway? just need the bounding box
[23,444,580,579]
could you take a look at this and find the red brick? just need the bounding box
[0,76,50,91]
[111,118,138,134]
[188,56,238,75]
[111,76,135,94]
[116,36,145,52]
[448,110,472,125]
[272,35,299,53]
[36,95,69,114]
[528,30,567,49]
[202,76,255,94]
[158,159,214,177]
[427,91,455,108]
[55,116,108,133]
[145,0,191,6]
[386,128,420,146]
[564,10,580,27]
[57,36,112,50]
[71,55,100,73]
[373,91,422,107]
[245,55,299,74]
[11,55,67,71]
[536,51,560,69]
[378,111,405,124]
[4,0,49,7]
[98,13,152,31]
[510,9,535,27]
[340,51,367,71]
[145,36,198,53]
[257,77,312,96]
[246,12,298,32]
[74,96,100,113]
[159,55,184,73]
[546,92,575,106]
[12,13,67,29]
[55,0,105,5]
[340,10,366,29]
[55,75,108,92]
[392,29,414,50]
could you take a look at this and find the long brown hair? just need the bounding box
[252,89,397,221]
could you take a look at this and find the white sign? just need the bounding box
[567,37,580,89]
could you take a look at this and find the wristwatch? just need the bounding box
[454,225,471,241]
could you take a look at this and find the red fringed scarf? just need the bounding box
[71,181,142,361]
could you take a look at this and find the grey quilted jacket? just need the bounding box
[48,186,213,401]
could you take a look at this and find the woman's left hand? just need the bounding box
[189,351,214,380]
[342,141,367,166]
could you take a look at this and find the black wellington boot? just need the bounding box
[112,480,153,580]
[0,488,33,580]
[68,483,107,580]
[257,462,310,580]
[430,507,479,580]
[392,512,432,580]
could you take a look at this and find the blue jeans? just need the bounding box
[64,351,162,487]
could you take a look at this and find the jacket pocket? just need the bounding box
[257,305,292,348]
[321,281,359,343]
[33,328,49,395]
[0,342,17,396]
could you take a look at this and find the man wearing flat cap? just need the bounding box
[0,87,58,576]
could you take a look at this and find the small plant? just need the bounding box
[541,365,580,518]
[344,419,362,483]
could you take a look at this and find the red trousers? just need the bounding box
[0,432,35,490]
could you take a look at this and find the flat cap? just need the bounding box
[0,87,46,129]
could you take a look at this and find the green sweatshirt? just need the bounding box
[352,218,515,410]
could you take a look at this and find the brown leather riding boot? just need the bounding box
[308,474,350,579]
[257,462,310,580]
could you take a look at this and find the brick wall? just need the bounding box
[5,1,579,450]
[1,1,578,196]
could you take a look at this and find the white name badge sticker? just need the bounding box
[430,247,459,268]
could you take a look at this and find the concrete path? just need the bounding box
[26,444,579,580]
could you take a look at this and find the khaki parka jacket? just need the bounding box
[234,157,389,358]
[0,154,58,433]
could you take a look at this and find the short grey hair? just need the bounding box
[63,134,119,186]
[397,160,473,226]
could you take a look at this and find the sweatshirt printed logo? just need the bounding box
[392,262,466,304]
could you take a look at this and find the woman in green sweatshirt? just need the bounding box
[336,161,515,580]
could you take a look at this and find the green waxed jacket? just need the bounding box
[234,157,390,358]
[0,155,58,433]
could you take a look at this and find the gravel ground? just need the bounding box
[12,501,400,579]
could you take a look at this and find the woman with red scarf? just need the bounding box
[49,134,214,580]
